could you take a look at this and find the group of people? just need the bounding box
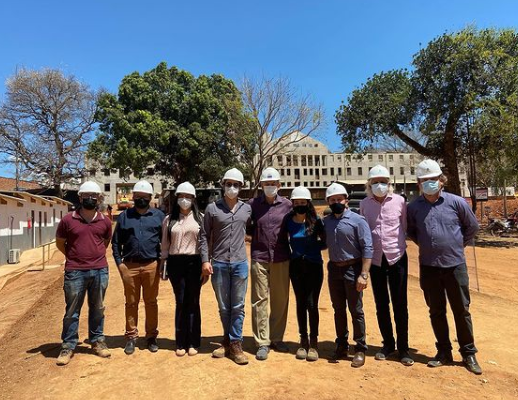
[54,159,482,375]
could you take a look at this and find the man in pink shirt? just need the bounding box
[360,165,413,366]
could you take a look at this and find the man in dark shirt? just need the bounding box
[112,180,165,355]
[248,167,292,361]
[55,181,112,366]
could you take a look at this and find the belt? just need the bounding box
[330,258,361,267]
[124,257,157,264]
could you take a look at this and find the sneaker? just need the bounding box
[296,336,309,360]
[188,347,199,356]
[256,345,270,361]
[399,351,415,366]
[332,344,349,360]
[375,346,395,361]
[147,337,159,353]
[92,340,111,358]
[56,348,73,366]
[427,351,453,368]
[271,341,289,353]
[124,339,136,355]
[229,340,249,365]
[176,348,186,357]
[307,338,319,362]
[212,336,230,358]
[463,355,482,375]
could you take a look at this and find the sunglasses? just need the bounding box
[224,182,241,189]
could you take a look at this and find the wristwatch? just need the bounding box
[360,272,369,279]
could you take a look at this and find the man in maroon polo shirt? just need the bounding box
[55,181,112,366]
[249,167,292,361]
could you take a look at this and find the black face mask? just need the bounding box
[134,198,151,209]
[294,205,309,215]
[330,202,346,215]
[82,198,97,210]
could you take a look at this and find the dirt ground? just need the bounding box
[0,241,517,400]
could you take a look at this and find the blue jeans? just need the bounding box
[61,268,109,350]
[211,260,248,342]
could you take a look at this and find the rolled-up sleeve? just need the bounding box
[199,206,212,263]
[358,218,374,259]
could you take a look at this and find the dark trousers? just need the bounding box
[289,257,324,339]
[167,254,202,349]
[370,252,409,352]
[420,263,477,357]
[327,262,367,352]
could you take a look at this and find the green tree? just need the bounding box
[336,27,518,202]
[88,62,255,186]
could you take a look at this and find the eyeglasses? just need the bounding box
[224,182,241,189]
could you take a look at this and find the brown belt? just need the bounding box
[330,258,361,267]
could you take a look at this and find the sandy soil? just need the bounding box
[0,242,517,400]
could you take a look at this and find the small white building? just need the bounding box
[0,191,71,265]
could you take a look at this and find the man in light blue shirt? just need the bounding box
[323,183,373,368]
[407,159,481,375]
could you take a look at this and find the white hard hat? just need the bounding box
[326,183,348,199]
[133,180,154,195]
[260,167,281,182]
[416,159,442,179]
[291,186,312,200]
[176,181,196,197]
[222,168,244,184]
[368,164,390,179]
[78,181,102,195]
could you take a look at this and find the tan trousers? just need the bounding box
[251,260,290,347]
[119,260,160,339]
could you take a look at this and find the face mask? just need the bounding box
[293,205,309,215]
[134,198,151,209]
[372,183,389,197]
[422,180,440,195]
[225,186,239,199]
[330,202,346,215]
[263,186,278,198]
[82,198,97,210]
[178,198,192,210]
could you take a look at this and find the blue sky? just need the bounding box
[1,0,517,177]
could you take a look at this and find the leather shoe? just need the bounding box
[332,344,349,360]
[427,352,453,368]
[463,355,482,375]
[147,337,159,353]
[124,339,136,355]
[351,351,365,368]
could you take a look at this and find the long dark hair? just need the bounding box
[289,200,319,236]
[167,194,203,242]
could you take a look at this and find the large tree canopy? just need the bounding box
[88,62,255,186]
[336,27,518,198]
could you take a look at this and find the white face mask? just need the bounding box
[225,186,239,199]
[263,185,278,198]
[177,198,192,210]
[372,183,389,197]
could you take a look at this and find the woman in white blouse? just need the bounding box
[160,182,205,356]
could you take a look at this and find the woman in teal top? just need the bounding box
[285,186,326,361]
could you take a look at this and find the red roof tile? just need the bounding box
[0,176,43,191]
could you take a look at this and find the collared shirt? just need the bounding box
[199,198,252,263]
[323,209,374,262]
[407,191,479,268]
[56,210,112,271]
[112,207,165,266]
[248,194,292,263]
[160,212,200,258]
[286,216,324,264]
[360,193,407,266]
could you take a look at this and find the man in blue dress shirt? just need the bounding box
[407,160,482,375]
[323,183,373,368]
